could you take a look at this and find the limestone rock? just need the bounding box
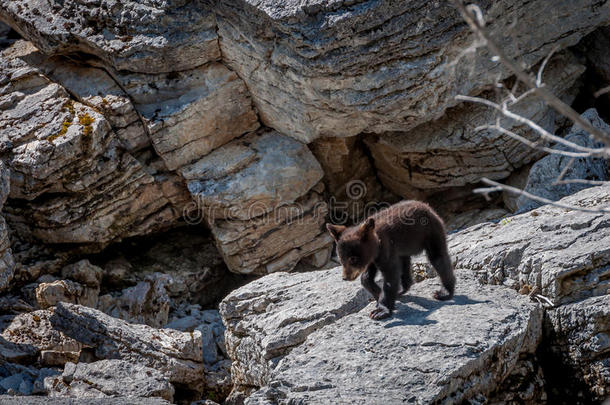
[220,268,370,388]
[0,0,219,74]
[119,63,259,171]
[364,52,584,197]
[35,280,99,309]
[50,302,204,391]
[0,216,14,292]
[220,269,542,404]
[516,109,609,212]
[0,363,58,396]
[182,130,331,274]
[215,0,608,142]
[45,360,174,401]
[422,183,610,305]
[60,260,103,288]
[0,45,184,244]
[0,310,81,367]
[97,273,172,328]
[543,295,610,403]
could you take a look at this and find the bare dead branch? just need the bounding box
[473,178,610,214]
[476,125,597,158]
[451,0,610,147]
[536,45,560,87]
[594,85,610,98]
[457,95,609,157]
[553,157,576,185]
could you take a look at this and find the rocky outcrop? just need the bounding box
[50,302,204,392]
[364,52,584,198]
[45,360,175,401]
[182,130,332,275]
[35,280,98,310]
[215,0,608,142]
[0,397,170,405]
[516,108,609,212]
[0,0,220,74]
[118,63,259,171]
[418,183,610,305]
[0,43,186,245]
[220,268,543,403]
[543,295,610,403]
[220,268,370,389]
[0,363,58,396]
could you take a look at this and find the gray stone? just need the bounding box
[0,363,58,396]
[365,52,584,198]
[182,130,331,275]
[45,360,174,401]
[220,268,371,388]
[544,295,610,402]
[61,260,103,288]
[0,396,170,404]
[419,183,610,305]
[97,272,172,328]
[215,0,609,142]
[119,63,259,171]
[0,310,81,367]
[226,270,542,404]
[517,108,609,212]
[35,279,99,309]
[0,0,219,74]
[50,302,204,392]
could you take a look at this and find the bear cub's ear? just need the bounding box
[359,218,375,240]
[326,223,346,241]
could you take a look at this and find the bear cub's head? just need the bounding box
[326,217,379,281]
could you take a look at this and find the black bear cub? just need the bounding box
[327,200,455,320]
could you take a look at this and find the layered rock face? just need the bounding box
[214,0,607,142]
[0,0,220,74]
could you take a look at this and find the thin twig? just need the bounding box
[536,45,560,87]
[553,157,576,185]
[473,178,610,214]
[458,95,608,156]
[476,125,597,158]
[451,0,610,146]
[594,85,610,98]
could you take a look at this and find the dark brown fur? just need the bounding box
[327,200,455,320]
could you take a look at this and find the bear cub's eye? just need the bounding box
[348,257,360,266]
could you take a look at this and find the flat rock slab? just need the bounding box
[434,184,610,305]
[220,268,370,387]
[244,271,543,404]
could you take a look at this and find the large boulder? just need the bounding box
[220,268,543,404]
[0,0,219,74]
[181,130,331,274]
[364,52,585,198]
[215,0,609,142]
[419,183,610,305]
[516,108,609,212]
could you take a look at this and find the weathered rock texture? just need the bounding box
[0,310,82,367]
[0,160,14,291]
[45,360,174,401]
[517,108,609,212]
[50,302,204,392]
[182,130,331,274]
[0,0,220,74]
[220,268,370,389]
[419,183,610,305]
[364,52,584,198]
[221,268,543,403]
[0,42,186,245]
[215,0,609,142]
[543,295,610,403]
